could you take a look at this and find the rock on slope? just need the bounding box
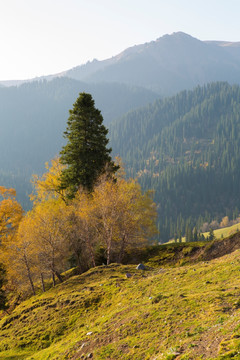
[1,236,240,359]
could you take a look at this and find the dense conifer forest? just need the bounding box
[110,82,240,240]
[1,80,240,241]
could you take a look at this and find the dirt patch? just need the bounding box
[201,233,240,261]
[144,232,240,267]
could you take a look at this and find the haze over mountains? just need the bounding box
[0,78,158,208]
[1,32,240,240]
[65,32,240,94]
[2,32,240,94]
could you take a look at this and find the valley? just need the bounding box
[2,2,240,359]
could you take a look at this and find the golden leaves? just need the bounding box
[0,159,158,294]
[30,157,66,204]
[0,186,23,241]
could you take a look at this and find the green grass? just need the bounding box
[1,251,240,359]
[203,222,240,240]
[167,222,240,244]
[144,241,207,267]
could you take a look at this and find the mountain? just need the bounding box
[64,32,240,95]
[2,32,240,236]
[0,77,158,208]
[2,79,240,241]
[2,79,240,240]
[1,240,240,359]
[110,82,240,241]
[2,32,240,95]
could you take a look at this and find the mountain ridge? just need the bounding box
[63,32,240,94]
[2,32,240,94]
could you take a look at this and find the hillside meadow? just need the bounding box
[203,223,240,241]
[1,236,240,359]
[167,222,240,244]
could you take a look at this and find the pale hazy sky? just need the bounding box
[0,0,240,80]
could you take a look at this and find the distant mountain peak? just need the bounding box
[157,31,199,42]
[2,32,240,94]
[160,31,192,38]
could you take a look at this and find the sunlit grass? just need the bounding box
[1,252,240,359]
[167,222,240,244]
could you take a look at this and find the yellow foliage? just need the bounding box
[1,199,71,293]
[0,186,16,198]
[220,216,229,228]
[1,214,38,293]
[0,186,23,241]
[28,200,71,274]
[72,176,158,265]
[30,157,66,204]
[88,177,158,264]
[1,161,158,294]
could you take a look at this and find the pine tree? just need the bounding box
[193,227,198,242]
[208,228,215,241]
[178,230,182,243]
[59,93,118,198]
[174,233,177,243]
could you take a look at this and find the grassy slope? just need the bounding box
[1,243,240,359]
[167,222,240,244]
[204,223,240,240]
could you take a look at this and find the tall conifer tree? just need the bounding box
[59,93,118,198]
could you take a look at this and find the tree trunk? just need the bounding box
[106,228,112,265]
[27,270,36,295]
[54,270,64,283]
[76,251,83,271]
[118,233,127,264]
[24,254,35,295]
[88,242,96,267]
[52,271,56,286]
[84,226,96,268]
[106,239,112,265]
[41,273,45,292]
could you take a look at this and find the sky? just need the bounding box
[0,0,240,81]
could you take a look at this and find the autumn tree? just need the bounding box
[70,192,98,269]
[59,92,118,198]
[3,198,72,293]
[90,177,157,265]
[220,216,229,228]
[112,179,157,263]
[28,200,71,285]
[89,180,119,265]
[0,186,23,241]
[2,214,38,295]
[30,157,66,204]
[0,186,24,294]
[4,154,157,295]
[2,196,77,293]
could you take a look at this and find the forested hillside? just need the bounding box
[110,82,240,241]
[0,77,157,208]
[2,79,240,241]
